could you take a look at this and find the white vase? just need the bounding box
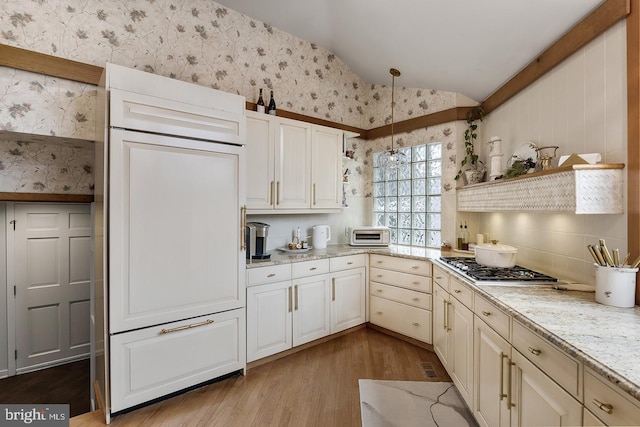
[464,169,485,185]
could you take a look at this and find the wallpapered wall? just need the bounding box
[0,0,464,195]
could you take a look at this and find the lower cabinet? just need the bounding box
[370,296,431,342]
[110,309,245,412]
[584,366,640,426]
[246,255,366,363]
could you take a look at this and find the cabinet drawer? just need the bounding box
[370,268,432,293]
[330,254,366,272]
[370,296,432,343]
[370,254,431,276]
[584,368,640,426]
[474,294,510,339]
[512,320,581,399]
[370,282,432,310]
[449,276,473,309]
[110,309,245,412]
[292,258,330,278]
[247,264,291,286]
[433,265,450,292]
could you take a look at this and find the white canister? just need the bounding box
[594,264,638,308]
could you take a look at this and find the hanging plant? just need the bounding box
[455,107,485,182]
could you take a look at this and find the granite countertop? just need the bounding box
[245,244,640,403]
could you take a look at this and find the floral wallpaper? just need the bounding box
[0,0,466,196]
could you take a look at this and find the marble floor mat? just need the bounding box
[359,380,478,427]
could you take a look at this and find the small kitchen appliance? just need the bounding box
[246,222,271,260]
[312,224,331,249]
[349,226,390,246]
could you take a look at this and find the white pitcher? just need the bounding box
[312,225,331,249]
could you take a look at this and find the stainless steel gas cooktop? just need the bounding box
[440,256,557,283]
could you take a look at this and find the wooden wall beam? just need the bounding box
[481,0,630,114]
[627,0,640,305]
[366,107,475,140]
[0,44,102,85]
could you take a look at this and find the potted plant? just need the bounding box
[455,107,485,184]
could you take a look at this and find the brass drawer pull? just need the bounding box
[528,347,541,356]
[435,275,443,279]
[160,319,213,334]
[267,273,276,278]
[376,260,383,264]
[593,399,613,414]
[482,311,491,317]
[376,275,383,278]
[347,261,353,265]
[309,267,317,271]
[412,322,420,327]
[376,289,383,293]
[499,352,508,401]
[454,289,461,293]
[411,265,420,269]
[412,298,420,302]
[376,311,383,315]
[411,281,420,285]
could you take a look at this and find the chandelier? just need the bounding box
[377,68,407,170]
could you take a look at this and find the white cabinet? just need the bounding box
[110,309,245,413]
[433,274,474,410]
[247,255,366,363]
[369,255,432,343]
[584,367,640,426]
[311,124,342,209]
[245,111,343,212]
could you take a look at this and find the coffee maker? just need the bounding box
[246,222,271,260]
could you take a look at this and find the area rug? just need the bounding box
[359,380,477,427]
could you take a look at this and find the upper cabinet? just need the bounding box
[245,111,342,213]
[457,164,625,214]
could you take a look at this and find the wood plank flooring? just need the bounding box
[0,358,91,418]
[71,327,449,426]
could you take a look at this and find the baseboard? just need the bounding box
[366,323,435,352]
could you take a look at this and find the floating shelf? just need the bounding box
[456,164,625,214]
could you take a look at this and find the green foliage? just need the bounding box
[455,107,484,181]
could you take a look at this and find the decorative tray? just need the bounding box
[277,246,313,253]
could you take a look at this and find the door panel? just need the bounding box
[14,203,91,373]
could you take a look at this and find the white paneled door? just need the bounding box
[14,203,91,373]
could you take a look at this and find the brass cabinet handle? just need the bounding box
[593,399,613,415]
[411,265,420,269]
[412,297,420,302]
[294,285,298,311]
[443,299,448,330]
[499,352,508,401]
[435,275,443,280]
[528,347,542,356]
[376,289,383,293]
[313,183,317,206]
[332,278,336,301]
[482,311,491,317]
[347,261,353,265]
[454,289,461,294]
[309,267,317,271]
[267,273,276,278]
[276,181,280,205]
[507,359,515,408]
[376,260,383,264]
[270,181,275,206]
[160,319,213,334]
[446,301,452,331]
[376,274,383,278]
[240,205,247,250]
[376,311,383,315]
[288,286,292,313]
[411,281,420,285]
[412,322,420,327]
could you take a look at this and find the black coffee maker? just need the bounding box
[246,222,271,260]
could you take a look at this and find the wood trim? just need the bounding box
[0,192,93,203]
[481,0,630,114]
[627,0,640,305]
[0,44,102,85]
[365,323,434,351]
[365,107,475,140]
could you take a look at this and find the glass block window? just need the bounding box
[373,142,442,248]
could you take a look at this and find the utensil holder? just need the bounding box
[594,264,638,308]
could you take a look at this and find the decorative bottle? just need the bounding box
[462,223,470,251]
[268,90,276,115]
[256,89,265,113]
[457,224,464,250]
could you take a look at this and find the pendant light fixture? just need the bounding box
[377,68,407,170]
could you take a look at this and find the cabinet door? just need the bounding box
[433,284,450,368]
[510,349,582,427]
[311,125,342,209]
[474,317,511,427]
[245,111,275,210]
[246,281,292,362]
[275,118,311,209]
[109,129,245,333]
[330,267,366,333]
[293,274,331,346]
[450,297,474,409]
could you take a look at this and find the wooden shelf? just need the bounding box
[0,192,93,203]
[456,164,625,214]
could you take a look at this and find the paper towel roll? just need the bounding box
[477,234,484,244]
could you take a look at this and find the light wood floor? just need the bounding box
[71,327,449,427]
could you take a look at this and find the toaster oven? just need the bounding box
[349,226,391,246]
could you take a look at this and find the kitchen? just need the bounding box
[0,0,639,426]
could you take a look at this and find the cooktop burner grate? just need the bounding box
[440,257,557,282]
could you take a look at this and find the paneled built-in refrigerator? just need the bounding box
[93,63,246,422]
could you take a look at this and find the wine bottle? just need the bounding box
[268,90,276,115]
[256,88,265,113]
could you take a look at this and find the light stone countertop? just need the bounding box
[245,244,640,403]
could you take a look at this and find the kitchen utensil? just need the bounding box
[598,239,615,266]
[312,224,331,249]
[474,240,518,268]
[587,245,604,266]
